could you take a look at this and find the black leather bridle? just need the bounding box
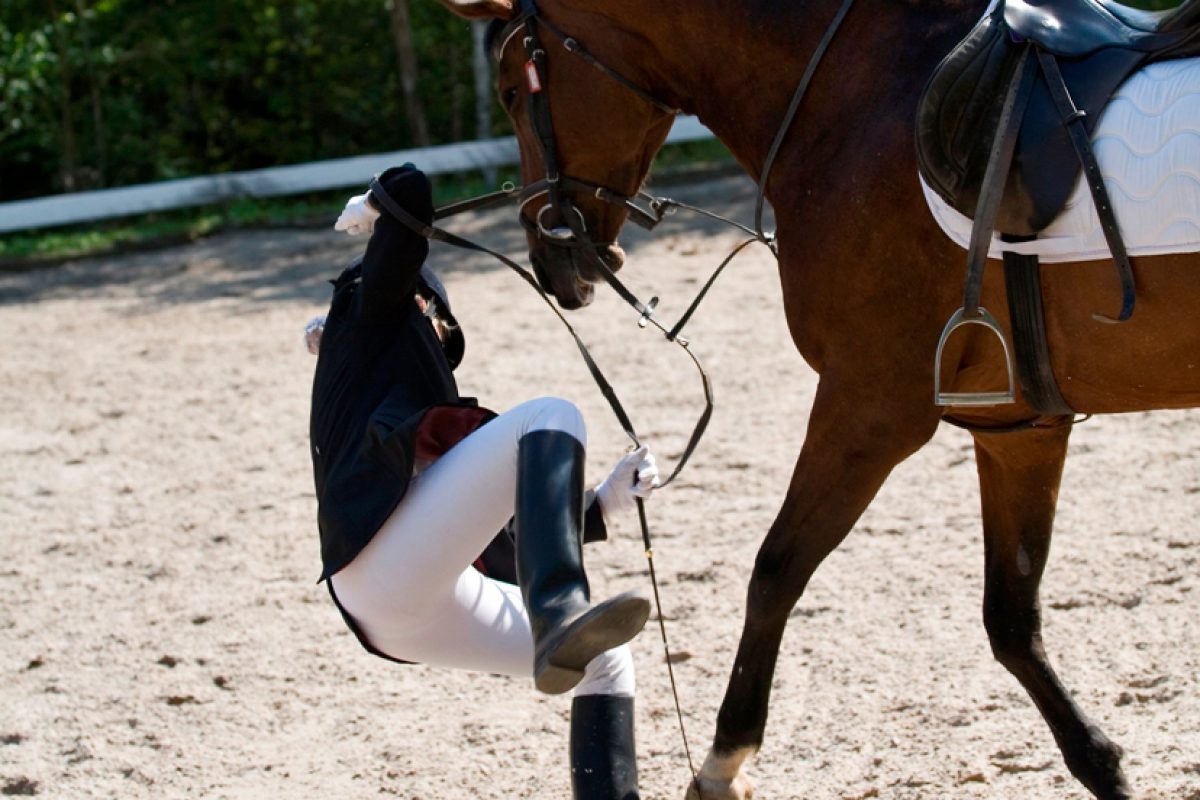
[492,0,681,248]
[488,0,861,333]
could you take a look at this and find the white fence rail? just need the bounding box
[0,116,715,235]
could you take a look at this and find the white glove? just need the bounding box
[334,192,381,236]
[595,445,660,522]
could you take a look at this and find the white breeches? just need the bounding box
[329,396,634,698]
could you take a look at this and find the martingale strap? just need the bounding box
[755,0,857,240]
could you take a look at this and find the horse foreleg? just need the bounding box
[974,426,1132,800]
[688,386,938,800]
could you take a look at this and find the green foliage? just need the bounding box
[0,14,59,196]
[0,206,226,263]
[0,0,1187,207]
[0,0,501,202]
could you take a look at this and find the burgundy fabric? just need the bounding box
[414,404,497,463]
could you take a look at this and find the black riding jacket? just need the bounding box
[309,165,605,585]
[309,166,474,580]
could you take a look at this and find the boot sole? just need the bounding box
[535,592,651,695]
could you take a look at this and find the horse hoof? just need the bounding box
[685,774,754,800]
[1073,726,1133,800]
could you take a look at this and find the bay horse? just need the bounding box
[438,0,1200,797]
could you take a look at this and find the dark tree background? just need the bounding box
[0,0,1184,203]
[0,0,503,202]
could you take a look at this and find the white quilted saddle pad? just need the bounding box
[922,56,1200,262]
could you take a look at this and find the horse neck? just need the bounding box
[623,0,988,185]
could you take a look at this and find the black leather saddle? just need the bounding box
[920,0,1199,411]
[917,0,1199,236]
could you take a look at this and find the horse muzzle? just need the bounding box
[530,239,626,310]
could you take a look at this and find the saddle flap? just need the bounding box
[916,11,1039,233]
[917,5,1163,236]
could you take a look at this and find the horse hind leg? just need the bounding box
[973,425,1132,800]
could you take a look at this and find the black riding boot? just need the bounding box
[570,694,640,800]
[516,430,650,695]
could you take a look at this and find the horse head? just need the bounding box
[439,0,678,309]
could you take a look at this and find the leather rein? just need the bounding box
[378,0,859,785]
